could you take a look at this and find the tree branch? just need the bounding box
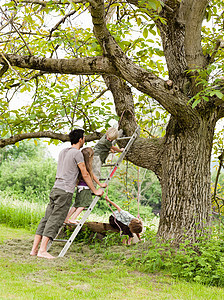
[209,39,222,64]
[0,54,119,76]
[0,64,9,78]
[49,9,78,38]
[19,0,87,5]
[89,0,197,123]
[178,0,209,68]
[0,131,102,148]
[0,6,32,56]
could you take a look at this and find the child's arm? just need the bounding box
[78,162,104,196]
[111,145,124,153]
[105,195,121,212]
[136,233,142,241]
[93,174,107,188]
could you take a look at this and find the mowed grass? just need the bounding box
[0,225,224,300]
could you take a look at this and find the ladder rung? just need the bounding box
[53,239,69,242]
[117,136,132,140]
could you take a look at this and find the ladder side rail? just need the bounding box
[112,126,140,165]
[58,195,100,257]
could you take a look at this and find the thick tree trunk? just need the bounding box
[157,115,216,243]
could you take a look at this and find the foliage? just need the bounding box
[0,0,170,138]
[0,139,47,163]
[169,231,224,287]
[122,226,224,287]
[1,0,224,245]
[0,157,56,202]
[0,141,57,202]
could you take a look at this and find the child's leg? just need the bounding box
[69,207,85,224]
[64,207,77,223]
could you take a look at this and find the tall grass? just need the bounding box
[0,192,46,232]
[0,191,159,234]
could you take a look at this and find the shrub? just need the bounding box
[170,230,224,286]
[0,192,46,231]
[124,226,224,287]
[0,157,57,202]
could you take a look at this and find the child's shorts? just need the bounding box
[72,189,93,208]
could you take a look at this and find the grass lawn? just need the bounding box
[0,224,224,300]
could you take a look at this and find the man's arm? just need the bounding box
[105,195,121,212]
[93,174,107,188]
[78,162,104,196]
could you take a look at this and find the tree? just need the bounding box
[0,0,224,243]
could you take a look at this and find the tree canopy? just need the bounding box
[0,0,224,243]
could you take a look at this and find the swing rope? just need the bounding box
[137,166,141,220]
[105,152,123,235]
[104,109,141,234]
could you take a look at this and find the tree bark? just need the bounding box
[157,114,217,243]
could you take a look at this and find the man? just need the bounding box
[30,129,104,259]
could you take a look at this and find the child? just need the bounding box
[105,195,143,245]
[65,147,107,224]
[93,127,124,185]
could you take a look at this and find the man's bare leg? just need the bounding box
[64,207,76,223]
[30,234,42,256]
[37,236,55,259]
[68,207,85,224]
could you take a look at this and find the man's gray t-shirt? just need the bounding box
[53,147,84,194]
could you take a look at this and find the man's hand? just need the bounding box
[95,188,104,197]
[100,182,107,188]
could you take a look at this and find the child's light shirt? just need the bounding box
[113,210,136,226]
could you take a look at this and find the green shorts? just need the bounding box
[72,189,93,208]
[36,188,73,240]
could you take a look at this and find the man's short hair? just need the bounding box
[69,129,84,145]
[129,218,143,234]
[106,127,119,141]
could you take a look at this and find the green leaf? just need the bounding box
[149,0,158,10]
[161,130,166,137]
[214,91,224,99]
[137,17,141,26]
[155,111,160,119]
[1,130,8,137]
[143,28,148,39]
[192,99,201,108]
